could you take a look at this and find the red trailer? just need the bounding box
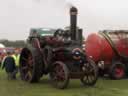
[85,30,128,79]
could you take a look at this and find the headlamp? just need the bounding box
[72,48,82,60]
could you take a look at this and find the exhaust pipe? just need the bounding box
[70,6,78,40]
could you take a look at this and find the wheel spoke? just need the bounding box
[83,75,88,81]
[88,74,94,83]
[25,71,32,81]
[89,67,94,73]
[90,75,95,81]
[28,57,33,65]
[22,57,28,61]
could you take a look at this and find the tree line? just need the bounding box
[0,39,27,48]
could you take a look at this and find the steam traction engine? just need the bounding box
[19,7,98,89]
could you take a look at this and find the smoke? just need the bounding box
[33,0,76,9]
[65,0,75,8]
[0,0,80,40]
[33,0,40,3]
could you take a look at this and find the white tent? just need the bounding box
[0,43,5,48]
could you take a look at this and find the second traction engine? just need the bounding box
[85,30,128,79]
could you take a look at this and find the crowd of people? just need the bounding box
[1,49,20,80]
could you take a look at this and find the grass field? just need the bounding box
[0,70,128,96]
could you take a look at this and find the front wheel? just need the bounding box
[49,61,69,89]
[80,58,98,86]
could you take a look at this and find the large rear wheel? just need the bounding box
[49,61,69,89]
[19,48,44,83]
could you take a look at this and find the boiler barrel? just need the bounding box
[85,31,128,63]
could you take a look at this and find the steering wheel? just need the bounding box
[54,29,64,40]
[54,29,64,37]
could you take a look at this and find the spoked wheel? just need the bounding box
[109,62,125,79]
[20,48,44,83]
[49,61,69,89]
[80,58,98,86]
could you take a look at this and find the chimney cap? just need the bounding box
[70,6,78,14]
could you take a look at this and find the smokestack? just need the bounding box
[70,6,78,40]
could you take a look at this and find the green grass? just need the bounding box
[0,70,128,96]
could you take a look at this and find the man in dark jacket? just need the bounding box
[2,52,16,80]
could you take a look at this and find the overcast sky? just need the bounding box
[0,0,128,40]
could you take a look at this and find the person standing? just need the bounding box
[1,52,16,80]
[12,49,20,69]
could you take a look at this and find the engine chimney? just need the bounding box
[70,6,78,40]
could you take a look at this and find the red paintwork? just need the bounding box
[115,67,125,78]
[85,32,128,65]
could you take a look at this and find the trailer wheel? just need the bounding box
[49,61,69,89]
[80,58,98,86]
[20,48,44,83]
[109,62,125,79]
